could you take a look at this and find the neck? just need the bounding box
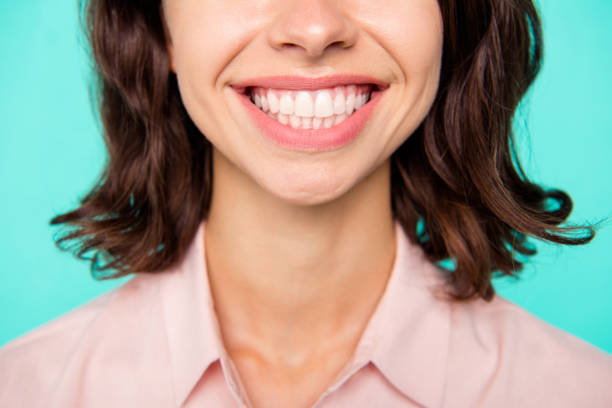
[204,148,397,366]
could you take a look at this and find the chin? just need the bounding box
[259,172,352,207]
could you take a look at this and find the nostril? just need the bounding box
[281,43,302,52]
[328,40,347,49]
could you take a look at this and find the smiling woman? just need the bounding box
[1,0,611,407]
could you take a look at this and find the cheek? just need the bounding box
[169,2,260,88]
[168,4,260,135]
[396,19,442,80]
[357,0,443,77]
[172,27,226,86]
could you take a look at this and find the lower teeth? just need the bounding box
[267,113,348,129]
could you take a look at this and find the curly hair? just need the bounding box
[51,0,594,302]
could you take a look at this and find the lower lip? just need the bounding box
[234,88,385,152]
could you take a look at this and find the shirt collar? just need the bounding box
[159,220,451,408]
[365,221,452,408]
[159,222,225,407]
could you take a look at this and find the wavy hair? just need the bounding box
[52,0,594,301]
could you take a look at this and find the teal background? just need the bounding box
[1,1,611,351]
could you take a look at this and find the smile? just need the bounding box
[232,75,388,151]
[249,84,373,129]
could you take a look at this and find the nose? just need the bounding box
[266,0,358,59]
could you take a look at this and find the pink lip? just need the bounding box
[236,80,383,151]
[231,74,390,93]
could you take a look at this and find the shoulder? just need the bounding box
[0,287,117,406]
[460,294,612,368]
[0,273,165,407]
[445,293,612,407]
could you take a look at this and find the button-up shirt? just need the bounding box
[1,221,611,407]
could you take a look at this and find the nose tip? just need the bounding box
[266,0,358,59]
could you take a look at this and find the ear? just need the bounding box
[159,1,176,73]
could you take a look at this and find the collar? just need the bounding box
[159,220,451,407]
[365,221,451,408]
[159,222,225,407]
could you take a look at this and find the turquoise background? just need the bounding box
[1,1,611,351]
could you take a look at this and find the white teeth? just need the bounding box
[267,89,280,114]
[334,113,347,126]
[253,88,370,119]
[356,94,366,109]
[301,117,312,129]
[345,93,355,115]
[250,84,375,129]
[323,117,335,128]
[261,94,269,112]
[278,113,289,125]
[279,94,294,115]
[289,115,301,129]
[333,88,346,115]
[294,91,314,117]
[314,90,334,118]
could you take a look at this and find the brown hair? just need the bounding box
[52,0,594,301]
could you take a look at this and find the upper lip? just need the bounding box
[231,75,389,93]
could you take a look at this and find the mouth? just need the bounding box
[231,75,388,151]
[243,83,378,129]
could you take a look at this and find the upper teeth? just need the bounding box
[250,84,372,118]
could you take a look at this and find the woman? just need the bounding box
[1,0,611,407]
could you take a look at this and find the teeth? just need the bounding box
[333,86,346,115]
[334,113,347,126]
[279,94,294,115]
[267,90,280,114]
[289,115,301,129]
[314,90,334,118]
[261,94,269,112]
[295,91,314,117]
[266,112,353,128]
[249,84,374,129]
[356,94,366,110]
[346,94,355,115]
[323,117,335,129]
[278,113,289,125]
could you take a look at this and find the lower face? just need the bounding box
[163,0,444,205]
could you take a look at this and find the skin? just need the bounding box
[162,0,443,406]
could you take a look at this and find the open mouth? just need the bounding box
[232,78,388,151]
[244,84,379,130]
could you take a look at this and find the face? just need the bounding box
[163,0,443,205]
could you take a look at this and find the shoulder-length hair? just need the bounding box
[52,0,594,302]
